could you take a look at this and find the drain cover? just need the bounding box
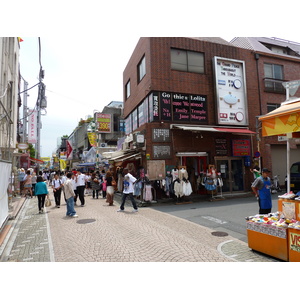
[211,231,229,237]
[77,218,96,224]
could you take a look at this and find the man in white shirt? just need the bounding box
[64,172,78,217]
[117,168,138,212]
[76,170,86,206]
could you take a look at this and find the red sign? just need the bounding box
[232,139,251,156]
[66,140,73,159]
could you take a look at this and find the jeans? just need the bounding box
[66,196,76,216]
[37,194,46,210]
[120,193,138,210]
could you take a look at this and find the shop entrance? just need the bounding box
[215,157,244,193]
[181,155,208,194]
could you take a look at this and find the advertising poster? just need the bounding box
[213,57,248,126]
[96,113,112,133]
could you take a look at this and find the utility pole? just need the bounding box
[36,68,46,171]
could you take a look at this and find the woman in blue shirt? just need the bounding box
[35,176,49,213]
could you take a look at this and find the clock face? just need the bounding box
[223,93,238,105]
[235,111,244,122]
[233,79,242,89]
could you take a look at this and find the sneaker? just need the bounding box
[81,205,85,207]
[71,214,78,218]
[132,209,138,213]
[117,209,124,212]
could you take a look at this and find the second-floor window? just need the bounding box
[125,80,130,99]
[171,48,204,73]
[264,63,284,93]
[138,56,146,82]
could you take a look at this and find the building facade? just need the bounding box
[122,37,262,195]
[231,37,300,183]
[0,37,20,228]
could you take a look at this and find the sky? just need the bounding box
[12,1,299,158]
[18,35,140,157]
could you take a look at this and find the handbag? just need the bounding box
[112,178,117,186]
[45,197,52,207]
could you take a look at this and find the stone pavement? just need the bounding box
[0,192,279,262]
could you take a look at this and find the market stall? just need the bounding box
[247,83,300,261]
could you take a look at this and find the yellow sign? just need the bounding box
[290,232,300,252]
[87,132,97,147]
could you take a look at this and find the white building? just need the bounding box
[0,37,20,229]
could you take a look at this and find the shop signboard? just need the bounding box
[153,145,171,159]
[215,138,228,155]
[152,128,170,142]
[213,57,248,126]
[232,139,251,156]
[96,113,112,133]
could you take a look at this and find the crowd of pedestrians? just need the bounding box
[17,167,139,217]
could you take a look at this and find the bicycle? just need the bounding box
[271,175,282,193]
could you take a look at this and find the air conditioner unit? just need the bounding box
[100,143,108,148]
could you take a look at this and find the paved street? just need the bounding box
[0,192,279,262]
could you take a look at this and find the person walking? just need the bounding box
[251,168,272,214]
[31,172,37,197]
[76,170,86,206]
[23,170,33,198]
[52,173,63,208]
[35,176,49,213]
[117,168,138,212]
[71,173,79,205]
[105,171,115,206]
[90,172,101,199]
[63,172,78,217]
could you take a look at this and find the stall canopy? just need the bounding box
[259,98,300,193]
[259,98,300,137]
[171,124,255,134]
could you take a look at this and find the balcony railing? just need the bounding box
[264,78,286,94]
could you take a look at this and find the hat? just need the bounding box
[262,168,271,173]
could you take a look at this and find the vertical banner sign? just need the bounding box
[213,57,248,126]
[66,140,73,159]
[28,109,37,143]
[96,113,112,133]
[87,132,97,147]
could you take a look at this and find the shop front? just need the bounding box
[215,157,244,193]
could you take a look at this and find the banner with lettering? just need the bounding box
[28,109,37,144]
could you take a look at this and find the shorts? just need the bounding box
[24,184,32,188]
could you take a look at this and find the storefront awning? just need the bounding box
[29,157,45,163]
[77,162,96,167]
[259,98,300,137]
[176,152,208,157]
[113,152,141,162]
[171,124,255,134]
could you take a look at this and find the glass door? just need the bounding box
[216,157,244,193]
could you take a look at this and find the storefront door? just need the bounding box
[215,157,244,193]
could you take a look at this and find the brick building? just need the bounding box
[122,37,300,195]
[231,37,300,183]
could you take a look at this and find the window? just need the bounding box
[138,56,146,82]
[171,48,204,73]
[267,103,280,113]
[264,63,284,93]
[125,80,130,99]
